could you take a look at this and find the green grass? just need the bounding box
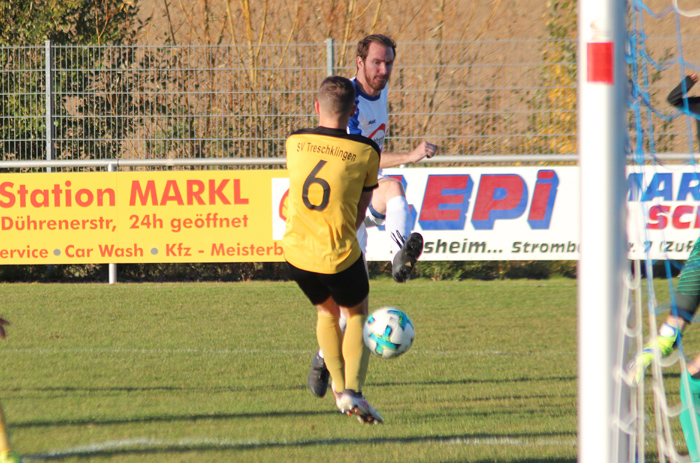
[0,278,579,462]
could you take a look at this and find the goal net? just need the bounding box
[622,1,700,462]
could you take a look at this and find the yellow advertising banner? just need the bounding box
[0,171,289,264]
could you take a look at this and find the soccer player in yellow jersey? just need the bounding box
[0,317,20,463]
[283,76,383,424]
[307,35,437,400]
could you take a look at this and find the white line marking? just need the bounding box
[23,435,577,460]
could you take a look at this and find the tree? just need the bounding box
[0,0,149,162]
[0,0,145,45]
[524,0,577,156]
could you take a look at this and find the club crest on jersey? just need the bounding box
[368,123,386,149]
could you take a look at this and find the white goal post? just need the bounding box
[577,0,629,462]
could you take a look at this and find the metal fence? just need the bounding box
[0,39,579,166]
[1,37,698,167]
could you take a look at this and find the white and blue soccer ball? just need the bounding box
[363,306,415,359]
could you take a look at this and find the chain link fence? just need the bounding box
[0,39,583,167]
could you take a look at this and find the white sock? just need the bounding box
[384,195,412,255]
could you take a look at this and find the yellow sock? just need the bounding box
[0,405,10,453]
[316,312,345,392]
[343,314,370,392]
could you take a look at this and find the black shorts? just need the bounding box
[287,255,369,308]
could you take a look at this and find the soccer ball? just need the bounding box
[363,307,415,359]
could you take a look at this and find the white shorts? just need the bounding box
[356,173,390,252]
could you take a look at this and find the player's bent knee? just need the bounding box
[376,177,405,201]
[341,297,369,318]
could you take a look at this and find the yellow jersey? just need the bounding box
[283,126,380,274]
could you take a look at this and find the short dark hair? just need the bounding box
[318,76,356,115]
[357,34,396,61]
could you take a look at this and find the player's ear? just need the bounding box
[357,55,363,70]
[314,101,321,115]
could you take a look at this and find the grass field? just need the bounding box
[0,278,581,462]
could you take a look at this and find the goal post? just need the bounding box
[577,0,630,462]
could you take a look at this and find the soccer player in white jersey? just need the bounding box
[349,34,437,283]
[307,34,438,398]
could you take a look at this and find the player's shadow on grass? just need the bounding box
[25,432,577,461]
[17,404,575,430]
[9,375,577,401]
[13,409,332,429]
[6,383,314,400]
[12,375,577,429]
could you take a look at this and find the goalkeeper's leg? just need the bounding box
[680,357,700,462]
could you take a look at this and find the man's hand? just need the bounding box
[378,142,439,168]
[0,317,10,340]
[407,141,438,163]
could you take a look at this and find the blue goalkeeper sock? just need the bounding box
[680,370,700,461]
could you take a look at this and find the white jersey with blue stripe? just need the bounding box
[348,76,390,252]
[348,77,389,152]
